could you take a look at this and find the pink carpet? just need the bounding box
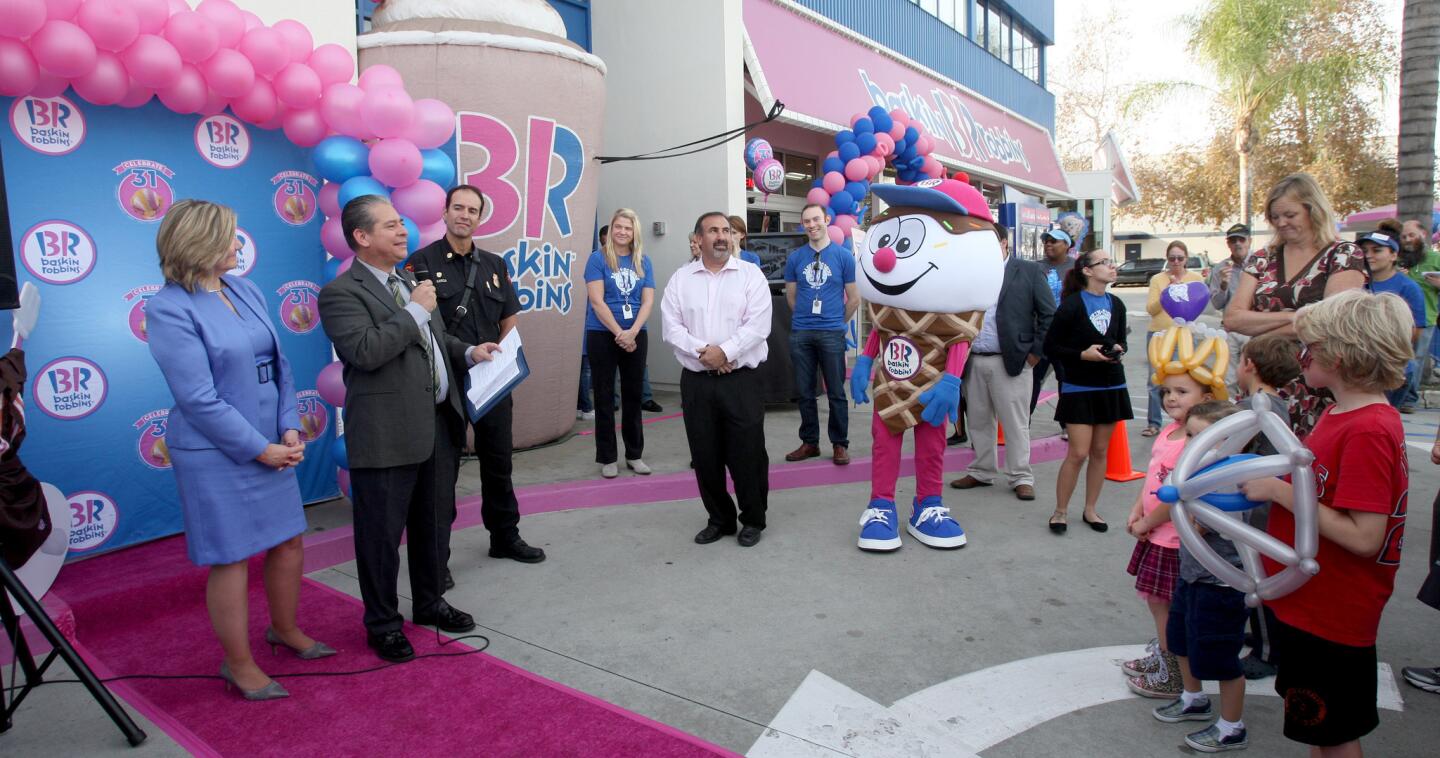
[50,537,734,757]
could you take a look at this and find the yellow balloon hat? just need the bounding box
[1148,319,1230,401]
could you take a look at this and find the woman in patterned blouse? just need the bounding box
[1223,173,1368,437]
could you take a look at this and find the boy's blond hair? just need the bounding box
[1294,289,1412,393]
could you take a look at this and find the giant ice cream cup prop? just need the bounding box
[361,0,606,447]
[850,177,1003,552]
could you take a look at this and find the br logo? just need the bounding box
[296,390,330,443]
[32,356,107,420]
[20,220,96,285]
[9,95,85,155]
[114,160,175,223]
[134,411,171,470]
[195,114,250,168]
[124,285,162,343]
[230,227,258,276]
[883,336,923,381]
[67,491,119,553]
[276,280,321,334]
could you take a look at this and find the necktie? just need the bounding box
[388,275,439,393]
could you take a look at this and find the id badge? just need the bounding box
[811,299,823,316]
[622,303,634,320]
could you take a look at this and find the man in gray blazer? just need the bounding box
[319,195,487,663]
[949,228,1055,500]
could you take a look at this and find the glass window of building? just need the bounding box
[920,0,939,15]
[986,7,1002,57]
[782,151,816,198]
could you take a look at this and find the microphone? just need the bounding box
[410,259,433,284]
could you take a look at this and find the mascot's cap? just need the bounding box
[870,174,995,223]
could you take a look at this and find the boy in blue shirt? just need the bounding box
[784,203,858,465]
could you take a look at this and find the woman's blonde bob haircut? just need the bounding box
[602,208,644,273]
[1295,289,1412,393]
[156,199,237,292]
[1264,172,1340,251]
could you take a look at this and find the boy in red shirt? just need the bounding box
[1240,289,1411,757]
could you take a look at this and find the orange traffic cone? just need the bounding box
[997,422,1006,446]
[1104,421,1146,482]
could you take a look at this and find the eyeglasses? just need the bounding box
[1086,258,1114,268]
[1167,256,1186,261]
[1298,342,1318,369]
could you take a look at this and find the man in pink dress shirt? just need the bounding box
[661,211,774,547]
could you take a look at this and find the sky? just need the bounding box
[1049,0,1406,157]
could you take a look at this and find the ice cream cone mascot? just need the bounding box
[850,177,1004,551]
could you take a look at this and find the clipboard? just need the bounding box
[462,329,529,422]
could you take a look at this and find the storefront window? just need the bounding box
[986,7,1002,58]
[782,152,816,198]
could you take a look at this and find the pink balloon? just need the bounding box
[805,187,830,207]
[196,0,243,49]
[282,107,328,147]
[916,135,934,155]
[202,47,253,98]
[116,78,153,107]
[844,158,869,182]
[71,51,128,106]
[76,0,138,52]
[368,137,423,188]
[0,39,39,97]
[864,155,884,177]
[165,11,220,64]
[130,0,169,34]
[873,132,894,156]
[921,156,944,178]
[821,171,845,195]
[44,0,80,21]
[834,214,858,233]
[391,179,446,226]
[122,34,182,89]
[318,181,341,218]
[825,150,839,160]
[360,87,414,139]
[0,0,47,39]
[321,217,352,259]
[257,104,286,131]
[336,468,350,499]
[272,19,313,65]
[230,77,277,124]
[30,70,67,98]
[418,219,445,247]
[316,361,346,407]
[337,256,353,275]
[157,63,207,113]
[888,121,905,141]
[889,109,909,127]
[357,64,403,92]
[274,62,321,109]
[319,82,372,139]
[827,225,844,245]
[404,98,455,150]
[31,20,96,79]
[238,26,286,78]
[240,11,261,32]
[850,112,866,127]
[308,44,353,87]
[197,88,227,116]
[167,0,188,14]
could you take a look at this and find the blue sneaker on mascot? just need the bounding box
[858,498,901,552]
[907,495,967,549]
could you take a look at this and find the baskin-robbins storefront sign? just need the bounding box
[743,0,1069,197]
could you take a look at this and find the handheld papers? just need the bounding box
[463,329,529,422]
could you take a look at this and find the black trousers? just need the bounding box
[350,405,458,634]
[680,368,768,530]
[451,392,521,548]
[586,330,647,464]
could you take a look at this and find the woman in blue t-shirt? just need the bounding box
[1360,225,1425,409]
[728,215,763,268]
[585,208,656,478]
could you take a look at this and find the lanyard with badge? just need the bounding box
[620,259,635,321]
[810,249,824,315]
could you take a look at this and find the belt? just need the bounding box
[686,366,754,377]
[972,351,1001,356]
[256,360,277,384]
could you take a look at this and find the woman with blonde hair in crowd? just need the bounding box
[1141,241,1205,437]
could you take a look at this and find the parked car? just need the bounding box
[1113,256,1210,287]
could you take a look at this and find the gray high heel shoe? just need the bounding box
[219,661,289,701]
[265,627,338,660]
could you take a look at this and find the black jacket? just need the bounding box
[406,239,520,354]
[985,255,1056,377]
[1042,291,1128,388]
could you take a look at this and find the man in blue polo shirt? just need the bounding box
[784,203,858,465]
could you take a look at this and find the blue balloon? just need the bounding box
[821,156,844,174]
[838,142,860,162]
[323,257,343,283]
[835,129,856,147]
[332,435,348,470]
[402,216,420,254]
[899,146,918,162]
[338,176,390,210]
[829,190,854,215]
[904,126,920,145]
[1158,454,1273,512]
[855,132,877,156]
[844,181,868,200]
[892,138,907,155]
[419,149,456,188]
[811,178,823,189]
[853,117,874,134]
[868,106,893,133]
[312,136,370,184]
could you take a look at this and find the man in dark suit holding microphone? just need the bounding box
[319,195,486,662]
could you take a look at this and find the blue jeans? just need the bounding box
[1401,326,1434,408]
[790,329,849,447]
[1146,331,1164,429]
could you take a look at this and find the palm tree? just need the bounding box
[1398,0,1440,226]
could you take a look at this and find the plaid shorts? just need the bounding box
[1127,541,1180,601]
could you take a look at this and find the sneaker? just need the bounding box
[1240,652,1277,680]
[1123,639,1162,676]
[858,499,902,552]
[1184,724,1248,752]
[1153,696,1213,723]
[906,496,967,549]
[1127,652,1182,698]
[601,462,618,479]
[577,410,595,420]
[625,459,652,475]
[1402,665,1440,694]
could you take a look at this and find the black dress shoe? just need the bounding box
[413,602,476,633]
[367,630,415,662]
[641,399,663,412]
[947,432,968,446]
[443,568,455,591]
[488,539,546,563]
[737,526,763,547]
[694,524,736,544]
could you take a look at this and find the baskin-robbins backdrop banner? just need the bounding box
[1,93,337,559]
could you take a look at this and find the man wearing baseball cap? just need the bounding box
[1208,223,1252,393]
[1361,227,1426,409]
[1029,228,1074,425]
